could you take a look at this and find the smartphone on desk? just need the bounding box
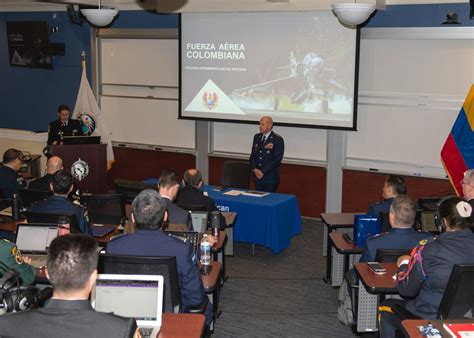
[342,233,353,243]
[367,262,387,275]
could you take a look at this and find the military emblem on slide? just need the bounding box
[77,113,96,136]
[71,158,89,181]
[202,92,218,110]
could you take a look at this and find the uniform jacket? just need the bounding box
[249,131,284,184]
[0,239,36,285]
[397,228,474,318]
[0,299,137,338]
[360,227,432,263]
[28,174,54,192]
[106,229,206,310]
[0,165,20,199]
[162,197,193,230]
[47,118,84,145]
[29,195,92,236]
[367,197,395,217]
[176,186,218,213]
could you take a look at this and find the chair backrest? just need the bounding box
[438,264,474,320]
[163,230,201,255]
[23,211,81,233]
[19,188,52,209]
[417,196,444,211]
[176,204,207,212]
[97,253,181,313]
[220,160,250,189]
[81,194,126,225]
[375,248,411,263]
[114,179,158,204]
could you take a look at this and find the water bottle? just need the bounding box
[200,241,211,266]
[12,193,20,221]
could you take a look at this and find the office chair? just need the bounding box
[19,188,52,209]
[375,249,411,263]
[114,179,158,204]
[163,230,201,256]
[97,253,208,314]
[81,194,126,225]
[220,161,250,189]
[392,264,474,336]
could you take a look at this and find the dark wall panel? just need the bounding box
[208,156,326,218]
[342,169,454,212]
[106,147,195,189]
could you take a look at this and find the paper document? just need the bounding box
[223,190,243,196]
[0,207,12,216]
[241,191,269,197]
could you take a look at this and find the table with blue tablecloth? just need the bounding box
[202,186,301,254]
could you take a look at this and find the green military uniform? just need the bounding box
[0,239,36,285]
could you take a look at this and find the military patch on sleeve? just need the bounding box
[11,245,24,264]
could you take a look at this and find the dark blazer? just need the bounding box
[106,229,206,311]
[28,173,54,192]
[0,165,20,199]
[367,197,395,217]
[397,228,474,319]
[360,227,432,263]
[162,196,193,230]
[176,186,218,213]
[47,118,84,145]
[0,299,137,338]
[29,195,92,236]
[249,130,284,184]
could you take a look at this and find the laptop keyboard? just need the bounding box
[138,327,154,337]
[28,255,47,268]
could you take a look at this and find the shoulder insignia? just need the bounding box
[11,245,24,264]
[419,239,427,245]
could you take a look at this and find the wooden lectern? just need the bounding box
[50,144,107,194]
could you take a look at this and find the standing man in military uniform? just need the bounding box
[0,148,25,200]
[0,239,36,285]
[47,104,84,145]
[249,116,285,192]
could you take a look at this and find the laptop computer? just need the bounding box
[92,274,164,338]
[14,223,58,268]
[190,211,208,233]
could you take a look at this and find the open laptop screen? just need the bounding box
[92,274,163,326]
[190,211,208,233]
[15,223,58,252]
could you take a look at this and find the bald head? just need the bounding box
[259,116,273,134]
[46,156,63,175]
[183,169,203,188]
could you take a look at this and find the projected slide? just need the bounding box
[180,11,358,129]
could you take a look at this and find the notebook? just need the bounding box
[92,274,164,338]
[14,223,58,268]
[91,225,116,238]
[190,211,208,233]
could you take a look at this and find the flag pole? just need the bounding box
[81,50,86,71]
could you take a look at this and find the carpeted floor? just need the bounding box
[213,218,356,337]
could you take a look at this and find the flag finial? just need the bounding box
[81,51,86,71]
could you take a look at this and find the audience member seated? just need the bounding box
[29,171,92,236]
[158,169,193,230]
[367,175,406,218]
[0,148,25,199]
[28,156,63,191]
[379,197,474,337]
[106,190,213,325]
[461,169,474,225]
[176,169,219,213]
[0,238,36,285]
[0,234,138,337]
[360,195,431,263]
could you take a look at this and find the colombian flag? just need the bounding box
[441,85,474,196]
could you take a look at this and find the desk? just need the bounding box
[321,213,359,285]
[329,232,362,276]
[203,186,301,254]
[159,313,205,338]
[402,319,474,338]
[355,262,398,333]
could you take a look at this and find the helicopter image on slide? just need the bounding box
[231,51,348,114]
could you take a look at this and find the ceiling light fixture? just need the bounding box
[332,1,376,27]
[81,0,118,27]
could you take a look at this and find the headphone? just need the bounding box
[434,196,456,233]
[0,263,40,314]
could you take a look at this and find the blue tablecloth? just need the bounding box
[202,186,301,254]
